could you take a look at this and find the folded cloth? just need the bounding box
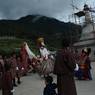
[74,64,79,71]
[11,89,15,93]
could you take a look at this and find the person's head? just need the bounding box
[4,62,11,72]
[21,42,27,48]
[44,76,53,85]
[37,37,45,47]
[23,42,27,46]
[61,38,70,48]
[81,48,88,56]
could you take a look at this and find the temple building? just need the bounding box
[74,4,95,61]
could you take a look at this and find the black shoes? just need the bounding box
[17,81,21,84]
[13,84,17,87]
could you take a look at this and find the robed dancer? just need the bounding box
[37,37,54,77]
[20,42,37,74]
[20,42,29,75]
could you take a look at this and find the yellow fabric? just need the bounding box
[37,37,44,43]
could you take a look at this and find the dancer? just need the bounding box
[37,37,54,77]
[20,42,29,75]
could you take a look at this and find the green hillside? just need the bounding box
[0,38,38,55]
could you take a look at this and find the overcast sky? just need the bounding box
[0,0,95,22]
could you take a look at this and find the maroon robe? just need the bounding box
[54,49,77,95]
[20,46,28,75]
[2,70,13,95]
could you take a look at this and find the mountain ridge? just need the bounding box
[0,15,82,47]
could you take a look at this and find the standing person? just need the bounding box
[53,39,77,95]
[10,53,18,87]
[43,76,57,95]
[23,42,37,73]
[1,62,14,95]
[86,48,92,80]
[79,48,92,80]
[16,56,22,84]
[20,42,28,76]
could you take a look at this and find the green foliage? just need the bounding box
[0,15,82,52]
[0,38,38,56]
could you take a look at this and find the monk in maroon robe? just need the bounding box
[2,62,13,95]
[54,39,77,95]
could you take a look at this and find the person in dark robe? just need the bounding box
[1,62,13,95]
[86,48,92,80]
[10,53,18,87]
[53,39,77,95]
[43,76,57,95]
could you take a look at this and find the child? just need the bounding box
[2,62,14,95]
[43,76,57,95]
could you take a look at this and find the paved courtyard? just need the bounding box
[0,62,95,95]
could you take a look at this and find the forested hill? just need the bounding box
[0,15,82,48]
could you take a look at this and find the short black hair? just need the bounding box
[62,38,70,48]
[87,48,91,55]
[45,76,53,84]
[4,63,11,72]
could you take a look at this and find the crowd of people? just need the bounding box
[0,53,23,95]
[0,38,93,95]
[0,37,55,95]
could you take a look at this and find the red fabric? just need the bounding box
[20,46,28,74]
[2,71,13,90]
